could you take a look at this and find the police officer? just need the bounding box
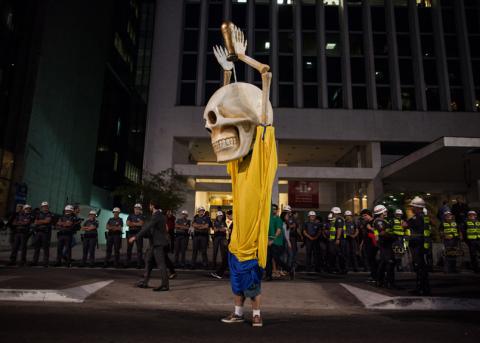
[8,204,34,266]
[126,204,145,268]
[423,208,433,271]
[407,196,430,295]
[80,210,99,267]
[174,210,191,268]
[212,211,227,269]
[31,201,53,267]
[54,205,76,267]
[329,207,346,274]
[392,209,406,271]
[344,210,359,272]
[284,206,298,272]
[373,205,395,288]
[360,208,378,282]
[104,207,124,268]
[464,210,480,273]
[191,206,210,268]
[302,211,322,272]
[440,210,462,273]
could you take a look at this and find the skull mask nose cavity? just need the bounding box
[205,127,212,134]
[208,111,217,125]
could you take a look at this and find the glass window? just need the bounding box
[351,58,366,83]
[185,3,200,28]
[255,4,270,29]
[325,6,340,31]
[401,87,416,110]
[303,33,317,55]
[327,57,342,83]
[232,3,247,29]
[303,57,318,82]
[375,58,390,84]
[206,54,221,81]
[470,36,480,57]
[279,84,294,107]
[426,87,440,110]
[279,32,294,53]
[352,86,367,109]
[395,7,409,33]
[255,31,271,52]
[348,6,363,31]
[450,88,465,111]
[444,36,458,58]
[181,54,197,80]
[325,33,341,56]
[447,60,462,86]
[328,86,343,108]
[472,61,480,86]
[421,35,435,57]
[377,87,392,110]
[183,30,199,51]
[304,85,318,108]
[373,34,388,55]
[205,82,220,104]
[465,9,480,34]
[418,8,433,32]
[208,3,223,29]
[442,9,456,34]
[279,56,294,82]
[207,30,223,50]
[371,7,386,32]
[349,33,364,56]
[278,5,293,30]
[397,34,411,56]
[302,5,316,30]
[423,59,438,85]
[399,59,414,85]
[180,82,195,105]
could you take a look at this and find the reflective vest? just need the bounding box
[392,218,404,236]
[443,221,459,239]
[465,220,480,240]
[329,220,336,241]
[424,216,431,249]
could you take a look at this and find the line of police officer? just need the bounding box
[6,202,151,268]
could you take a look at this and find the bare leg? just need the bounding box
[234,294,246,306]
[251,295,261,310]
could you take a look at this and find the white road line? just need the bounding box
[341,283,480,311]
[0,280,113,303]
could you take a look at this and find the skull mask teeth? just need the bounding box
[203,82,273,163]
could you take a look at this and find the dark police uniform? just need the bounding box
[363,218,378,280]
[105,217,124,267]
[9,211,34,265]
[126,213,145,267]
[465,219,480,272]
[328,216,345,273]
[441,220,460,273]
[191,215,210,267]
[303,220,322,271]
[212,218,228,269]
[344,220,358,272]
[55,214,76,266]
[32,210,53,266]
[174,217,191,267]
[375,217,395,287]
[407,213,430,295]
[285,216,298,270]
[81,219,99,267]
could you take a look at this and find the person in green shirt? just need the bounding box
[265,204,293,281]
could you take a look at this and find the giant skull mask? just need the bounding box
[203,82,273,163]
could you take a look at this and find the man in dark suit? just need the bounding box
[129,201,169,291]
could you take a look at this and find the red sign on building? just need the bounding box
[288,181,319,209]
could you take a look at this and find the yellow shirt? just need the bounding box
[227,126,278,268]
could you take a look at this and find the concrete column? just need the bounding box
[432,0,451,111]
[294,0,303,108]
[455,0,476,111]
[409,0,427,111]
[385,0,402,110]
[363,1,377,109]
[223,0,231,20]
[316,0,328,108]
[339,0,352,109]
[367,176,383,208]
[195,0,208,106]
[271,1,279,107]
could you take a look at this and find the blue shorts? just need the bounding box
[228,253,263,299]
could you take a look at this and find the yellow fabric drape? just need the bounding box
[227,126,278,268]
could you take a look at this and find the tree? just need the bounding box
[113,168,187,212]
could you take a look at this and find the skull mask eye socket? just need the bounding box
[207,111,217,125]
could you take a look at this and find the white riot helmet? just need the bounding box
[23,204,32,210]
[112,207,121,213]
[373,204,388,215]
[197,206,205,212]
[181,210,188,215]
[327,213,333,220]
[40,201,49,207]
[331,207,341,215]
[395,209,403,215]
[88,210,97,216]
[217,211,224,217]
[308,211,316,217]
[64,205,74,212]
[344,210,353,216]
[134,203,142,209]
[409,196,425,208]
[423,208,428,215]
[283,205,292,212]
